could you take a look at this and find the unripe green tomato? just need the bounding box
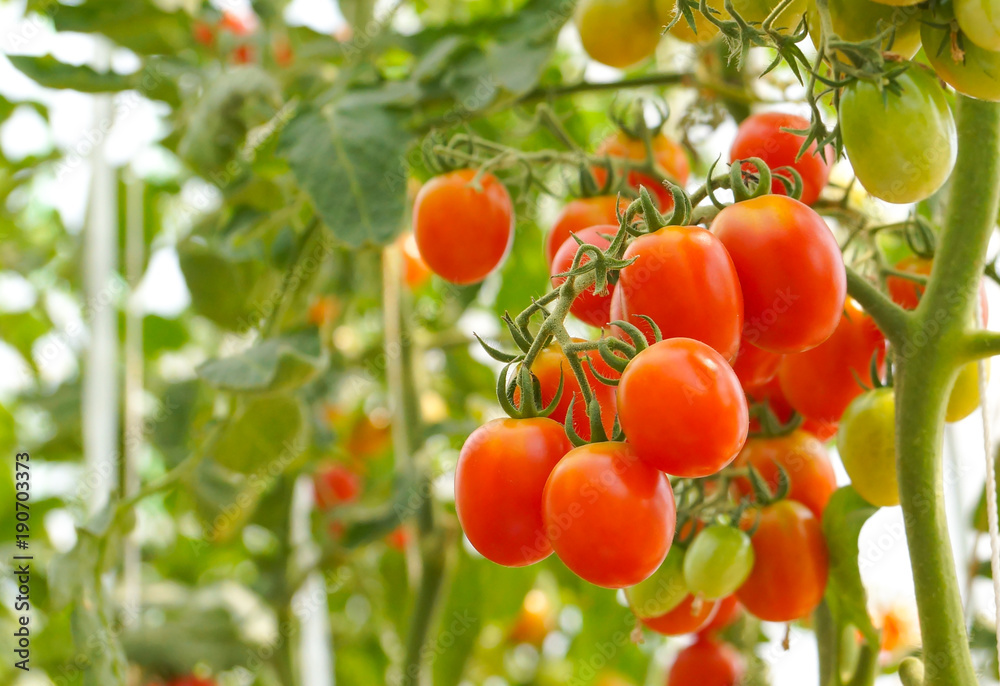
[837,388,899,507]
[839,66,957,205]
[922,6,1000,102]
[946,360,989,422]
[955,0,1000,52]
[625,546,688,618]
[576,0,662,68]
[807,0,922,58]
[682,525,755,600]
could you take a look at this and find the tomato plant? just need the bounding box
[624,546,689,618]
[955,0,1000,51]
[574,0,662,68]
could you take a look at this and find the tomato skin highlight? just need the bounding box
[713,195,845,354]
[455,418,570,567]
[551,225,617,328]
[641,594,720,635]
[839,66,957,205]
[542,442,676,588]
[778,299,886,424]
[618,338,749,477]
[667,637,746,686]
[838,388,899,507]
[732,430,837,519]
[730,112,833,206]
[547,196,621,265]
[737,500,828,622]
[592,131,691,210]
[683,525,756,600]
[413,170,513,285]
[615,226,744,359]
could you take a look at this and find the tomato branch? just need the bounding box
[844,266,910,345]
[962,330,1000,362]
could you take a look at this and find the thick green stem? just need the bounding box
[889,97,1000,686]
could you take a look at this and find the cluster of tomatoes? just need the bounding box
[191,9,294,67]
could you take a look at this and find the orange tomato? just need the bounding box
[546,196,622,265]
[641,594,720,635]
[592,131,691,210]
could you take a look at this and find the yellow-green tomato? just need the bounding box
[947,360,990,422]
[955,0,1000,52]
[839,66,957,205]
[625,546,688,618]
[659,0,722,43]
[682,525,756,600]
[576,0,662,68]
[922,6,1000,102]
[837,388,899,507]
[807,0,922,58]
[731,0,808,27]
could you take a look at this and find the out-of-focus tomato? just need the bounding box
[413,170,513,285]
[308,295,340,327]
[747,376,840,441]
[546,196,622,265]
[614,225,743,359]
[543,442,676,588]
[167,677,217,686]
[839,66,957,204]
[592,131,691,210]
[641,594,720,635]
[230,44,255,64]
[273,38,294,67]
[514,343,618,441]
[699,595,743,635]
[667,637,746,686]
[456,418,570,567]
[732,430,837,518]
[713,195,845,354]
[193,21,215,47]
[778,299,886,424]
[807,0,922,58]
[398,232,432,289]
[575,0,662,68]
[509,589,556,646]
[730,112,833,205]
[220,10,257,36]
[617,338,749,477]
[385,526,411,551]
[737,501,828,622]
[313,463,361,510]
[732,338,783,391]
[551,225,617,328]
[838,388,899,507]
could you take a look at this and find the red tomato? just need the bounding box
[551,225,617,328]
[385,526,410,551]
[513,343,618,441]
[886,256,989,325]
[230,44,255,64]
[193,21,215,47]
[731,430,837,519]
[614,226,743,360]
[220,10,257,36]
[713,195,845,354]
[730,112,833,206]
[668,637,745,686]
[546,196,622,265]
[592,131,691,209]
[747,377,839,441]
[618,338,748,477]
[413,170,514,285]
[167,677,216,686]
[699,595,743,635]
[641,594,719,635]
[737,501,829,622]
[313,463,361,510]
[732,338,783,391]
[456,418,570,567]
[778,299,886,424]
[543,442,676,587]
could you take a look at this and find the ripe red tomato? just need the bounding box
[699,595,743,635]
[730,112,833,206]
[778,299,886,424]
[551,225,617,328]
[546,196,621,265]
[514,343,618,441]
[385,526,410,551]
[668,637,745,686]
[413,170,513,285]
[313,463,361,510]
[456,418,570,567]
[230,44,255,64]
[731,430,837,519]
[193,21,215,47]
[618,338,748,477]
[592,131,691,209]
[885,256,989,324]
[737,500,828,622]
[614,226,743,360]
[732,338,783,391]
[168,677,217,686]
[747,377,839,441]
[543,442,675,588]
[713,195,845,354]
[641,594,719,635]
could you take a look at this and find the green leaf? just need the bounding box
[7,55,133,93]
[822,486,880,643]
[197,329,326,393]
[211,396,308,474]
[278,102,412,247]
[45,0,192,56]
